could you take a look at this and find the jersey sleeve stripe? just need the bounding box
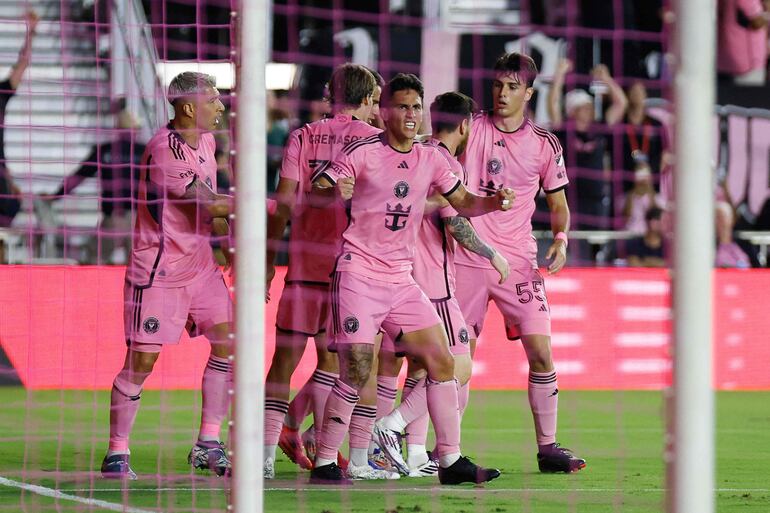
[341,134,381,155]
[531,123,563,154]
[544,184,568,194]
[441,179,462,198]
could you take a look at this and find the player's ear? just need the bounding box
[459,117,469,136]
[524,86,534,102]
[182,101,195,119]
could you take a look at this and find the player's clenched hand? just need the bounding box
[491,251,510,284]
[496,187,515,210]
[337,177,355,201]
[545,239,567,274]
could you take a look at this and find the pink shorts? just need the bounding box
[124,270,232,352]
[330,271,441,345]
[379,297,469,357]
[275,281,329,337]
[454,265,551,340]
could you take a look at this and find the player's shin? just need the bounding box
[315,378,360,466]
[199,353,232,442]
[109,366,151,454]
[426,377,461,468]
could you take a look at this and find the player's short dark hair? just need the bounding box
[645,206,663,221]
[364,66,385,87]
[430,92,477,134]
[383,73,424,104]
[493,53,538,87]
[327,63,376,107]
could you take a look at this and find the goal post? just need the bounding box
[233,1,268,512]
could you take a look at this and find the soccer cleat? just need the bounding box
[408,458,439,478]
[264,457,275,479]
[373,420,408,475]
[368,448,396,472]
[100,453,137,480]
[438,456,501,485]
[309,462,353,485]
[187,441,231,477]
[537,443,586,473]
[337,451,349,471]
[346,463,400,480]
[301,426,316,462]
[279,425,313,470]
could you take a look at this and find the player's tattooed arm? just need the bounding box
[181,176,233,218]
[444,216,510,284]
[444,216,495,259]
[445,183,515,217]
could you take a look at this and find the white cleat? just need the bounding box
[264,457,275,479]
[374,420,409,475]
[346,463,400,480]
[408,458,439,477]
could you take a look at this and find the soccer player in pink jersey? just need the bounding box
[264,64,385,479]
[101,72,233,479]
[374,91,511,477]
[310,74,513,485]
[454,53,586,473]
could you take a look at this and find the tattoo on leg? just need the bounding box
[343,345,374,389]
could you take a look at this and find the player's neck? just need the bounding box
[433,135,458,156]
[627,106,645,125]
[386,131,414,153]
[170,118,201,148]
[338,105,368,121]
[493,111,525,132]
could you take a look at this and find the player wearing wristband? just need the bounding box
[454,52,586,473]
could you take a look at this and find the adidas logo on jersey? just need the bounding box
[398,161,409,169]
[199,156,206,164]
[539,304,548,312]
[494,140,506,147]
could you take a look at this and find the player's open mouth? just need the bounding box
[405,122,416,129]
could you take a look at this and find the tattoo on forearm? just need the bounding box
[445,216,496,260]
[182,176,219,203]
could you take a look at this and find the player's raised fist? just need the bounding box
[337,177,355,200]
[497,187,515,210]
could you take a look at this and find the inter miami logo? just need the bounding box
[393,181,410,199]
[487,158,503,175]
[143,317,160,334]
[343,316,359,334]
[384,203,412,231]
[459,328,470,345]
[479,179,503,197]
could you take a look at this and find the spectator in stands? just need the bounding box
[626,206,666,267]
[548,59,627,230]
[0,10,38,230]
[717,0,770,85]
[715,180,751,268]
[621,81,667,189]
[622,161,663,235]
[42,106,144,265]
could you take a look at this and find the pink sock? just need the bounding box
[349,404,376,451]
[285,379,312,430]
[458,380,470,419]
[426,378,461,459]
[398,377,428,425]
[528,371,558,446]
[310,370,338,432]
[264,397,289,447]
[199,355,232,441]
[376,376,398,420]
[316,379,359,462]
[402,377,419,400]
[108,367,149,453]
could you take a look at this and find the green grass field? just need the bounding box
[0,388,767,512]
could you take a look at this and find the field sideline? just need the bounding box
[0,389,767,512]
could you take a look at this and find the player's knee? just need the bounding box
[339,345,374,390]
[315,349,339,372]
[427,349,455,381]
[454,355,472,385]
[130,349,159,374]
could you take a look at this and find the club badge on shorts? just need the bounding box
[343,316,359,334]
[143,317,160,334]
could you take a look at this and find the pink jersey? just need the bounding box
[412,139,464,300]
[280,114,381,284]
[456,114,568,270]
[718,0,768,75]
[322,133,462,283]
[127,124,219,288]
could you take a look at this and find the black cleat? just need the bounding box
[438,456,501,485]
[537,443,586,473]
[188,441,231,477]
[100,453,137,480]
[309,462,353,485]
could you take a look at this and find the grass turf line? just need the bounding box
[0,388,767,512]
